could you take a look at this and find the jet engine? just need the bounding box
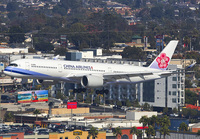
[36,79,57,85]
[81,75,103,88]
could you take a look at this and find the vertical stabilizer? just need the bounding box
[149,40,179,70]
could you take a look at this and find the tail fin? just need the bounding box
[149,40,179,70]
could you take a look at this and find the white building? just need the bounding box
[0,48,28,54]
[138,64,185,109]
[106,64,185,110]
[126,111,157,120]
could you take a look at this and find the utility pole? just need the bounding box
[190,37,192,51]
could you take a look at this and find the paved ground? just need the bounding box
[0,101,126,116]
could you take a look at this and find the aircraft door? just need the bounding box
[108,67,112,72]
[25,62,30,70]
[58,64,62,72]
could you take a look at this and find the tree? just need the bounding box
[182,108,198,119]
[88,126,98,139]
[77,93,83,102]
[56,91,66,100]
[33,109,41,121]
[142,102,152,111]
[35,85,42,90]
[163,107,168,115]
[179,122,188,139]
[159,115,171,139]
[116,100,122,107]
[9,26,25,43]
[34,40,54,52]
[185,79,192,87]
[185,90,198,105]
[85,94,92,103]
[54,47,67,56]
[7,12,17,20]
[137,130,143,139]
[133,99,140,107]
[113,127,122,138]
[150,6,163,19]
[125,99,131,107]
[122,46,146,61]
[69,23,90,49]
[172,107,178,114]
[146,125,155,139]
[6,2,20,12]
[139,116,149,138]
[94,95,100,104]
[149,115,158,129]
[4,112,15,122]
[160,125,170,139]
[130,126,138,138]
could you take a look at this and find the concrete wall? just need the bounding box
[156,131,198,139]
[43,107,90,115]
[126,111,157,120]
[24,134,49,139]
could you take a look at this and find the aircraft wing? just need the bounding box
[66,71,154,82]
[103,72,153,80]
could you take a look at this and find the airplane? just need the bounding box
[4,40,179,88]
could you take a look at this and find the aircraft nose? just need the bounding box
[3,66,12,76]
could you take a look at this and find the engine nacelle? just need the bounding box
[36,79,57,85]
[81,75,103,88]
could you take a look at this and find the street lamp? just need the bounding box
[19,107,22,124]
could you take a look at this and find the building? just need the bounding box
[170,59,196,68]
[0,132,24,139]
[49,130,106,139]
[66,51,93,61]
[104,64,185,110]
[0,48,28,54]
[126,111,157,120]
[138,64,185,110]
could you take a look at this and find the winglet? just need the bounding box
[53,55,60,60]
[149,40,179,70]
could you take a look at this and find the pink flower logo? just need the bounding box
[156,53,170,69]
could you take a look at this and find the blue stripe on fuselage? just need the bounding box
[4,67,51,77]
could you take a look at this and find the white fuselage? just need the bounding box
[4,40,179,87]
[4,59,163,84]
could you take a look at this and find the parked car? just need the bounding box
[91,103,99,107]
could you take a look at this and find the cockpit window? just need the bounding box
[8,63,18,67]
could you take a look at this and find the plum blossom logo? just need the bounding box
[156,53,170,69]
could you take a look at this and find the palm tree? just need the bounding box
[149,115,158,138]
[4,112,15,122]
[33,109,41,121]
[137,130,143,139]
[88,126,98,139]
[139,116,149,138]
[113,127,122,138]
[149,115,157,128]
[159,115,171,139]
[145,125,155,139]
[130,126,138,138]
[160,125,170,139]
[179,122,188,139]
